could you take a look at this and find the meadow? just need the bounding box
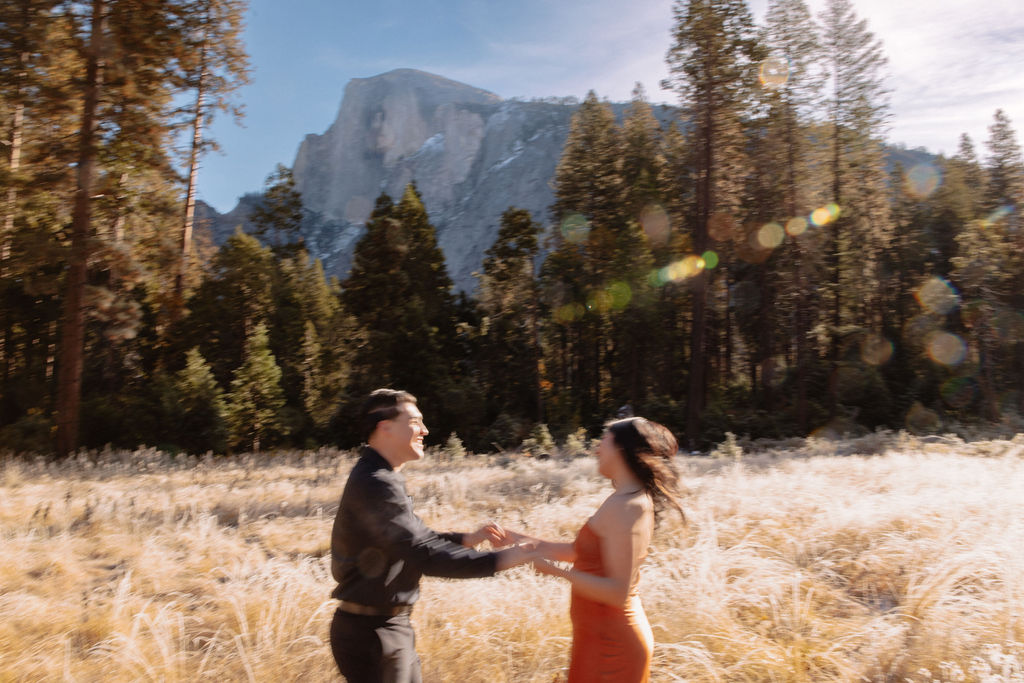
[2,431,1023,682]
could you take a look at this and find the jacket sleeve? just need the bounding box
[359,472,498,579]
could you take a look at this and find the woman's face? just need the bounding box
[595,430,622,479]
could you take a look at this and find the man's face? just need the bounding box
[380,402,429,467]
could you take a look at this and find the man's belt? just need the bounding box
[337,600,413,617]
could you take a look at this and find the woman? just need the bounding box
[506,417,685,682]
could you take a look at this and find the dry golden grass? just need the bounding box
[2,433,1024,682]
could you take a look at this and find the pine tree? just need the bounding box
[0,0,77,433]
[545,92,620,424]
[949,111,1024,420]
[51,0,238,455]
[54,0,106,456]
[478,207,543,423]
[756,0,827,431]
[953,134,985,218]
[181,230,277,386]
[666,0,762,445]
[169,346,227,453]
[174,0,249,316]
[342,187,469,443]
[226,322,285,452]
[983,109,1024,225]
[249,164,305,254]
[819,0,891,364]
[621,84,667,225]
[552,91,624,231]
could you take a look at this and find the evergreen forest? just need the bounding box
[2,0,1023,455]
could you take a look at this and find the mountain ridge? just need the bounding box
[199,68,934,292]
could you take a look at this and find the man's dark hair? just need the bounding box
[360,389,417,441]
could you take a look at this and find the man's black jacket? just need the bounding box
[330,446,498,606]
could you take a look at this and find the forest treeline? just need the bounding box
[1,0,1023,455]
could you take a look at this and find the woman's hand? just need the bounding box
[464,522,517,548]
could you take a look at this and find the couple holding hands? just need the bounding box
[329,389,685,683]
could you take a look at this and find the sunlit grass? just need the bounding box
[2,433,1023,681]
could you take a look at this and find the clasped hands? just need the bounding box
[467,522,561,576]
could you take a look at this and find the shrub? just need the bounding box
[520,423,555,458]
[561,426,592,458]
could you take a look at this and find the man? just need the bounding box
[329,388,533,682]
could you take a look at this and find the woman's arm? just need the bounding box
[495,527,577,563]
[535,501,648,606]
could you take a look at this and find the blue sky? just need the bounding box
[196,0,1024,213]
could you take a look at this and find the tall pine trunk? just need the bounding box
[686,105,714,448]
[175,43,207,321]
[785,109,809,433]
[1,3,29,385]
[55,0,103,456]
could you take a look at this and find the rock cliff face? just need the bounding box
[204,68,669,291]
[201,68,930,292]
[290,69,579,291]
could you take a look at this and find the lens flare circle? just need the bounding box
[757,222,785,249]
[639,204,670,246]
[608,281,632,309]
[785,216,808,236]
[701,251,719,269]
[926,331,967,366]
[915,277,960,315]
[860,334,894,366]
[904,163,941,199]
[759,56,790,89]
[941,376,977,409]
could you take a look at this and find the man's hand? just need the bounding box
[463,522,511,548]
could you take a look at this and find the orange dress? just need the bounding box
[567,521,653,683]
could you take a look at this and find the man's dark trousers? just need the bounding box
[330,609,422,683]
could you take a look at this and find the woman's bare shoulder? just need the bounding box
[591,491,651,533]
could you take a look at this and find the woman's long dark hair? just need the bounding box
[606,417,685,523]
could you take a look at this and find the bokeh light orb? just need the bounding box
[759,56,790,89]
[639,204,670,247]
[701,250,719,269]
[757,222,785,249]
[809,203,840,227]
[914,277,960,315]
[561,213,590,244]
[589,289,613,313]
[665,255,706,281]
[608,281,632,309]
[904,163,941,199]
[785,216,808,236]
[810,208,830,226]
[860,334,894,366]
[926,331,967,366]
